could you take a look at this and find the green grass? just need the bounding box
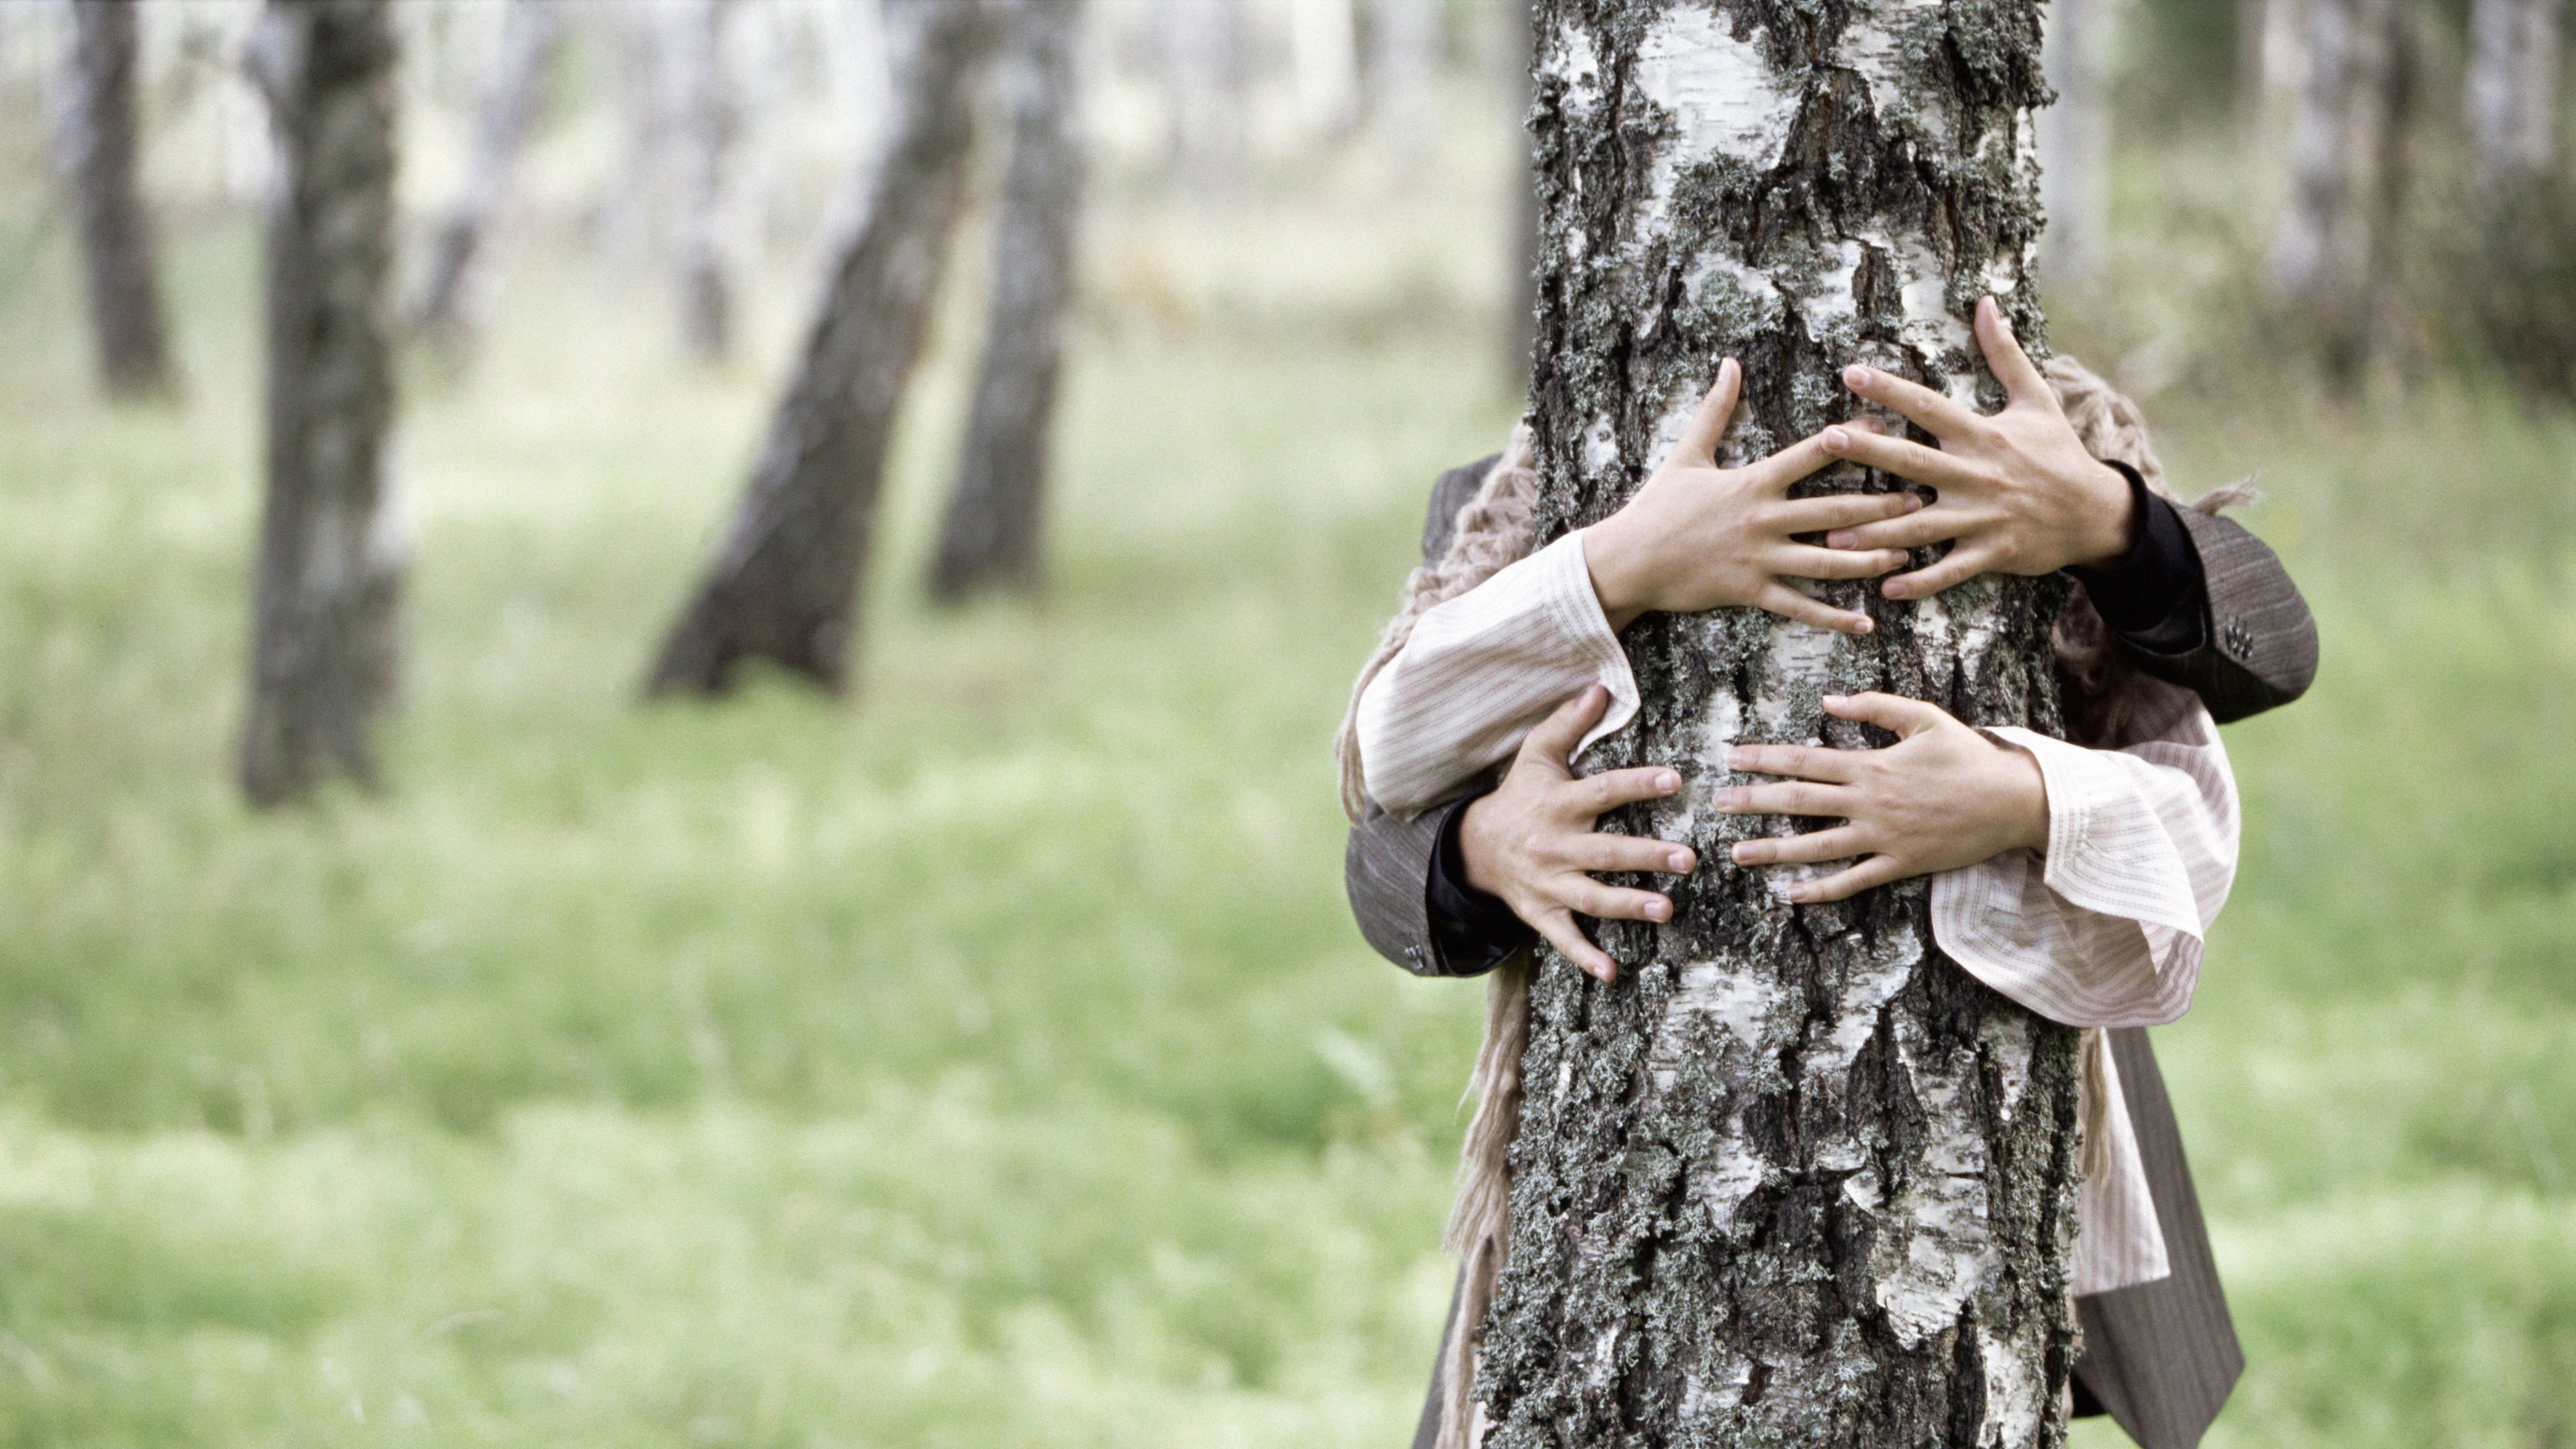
[3,173,2575,1448]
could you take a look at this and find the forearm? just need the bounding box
[1353,533,1636,815]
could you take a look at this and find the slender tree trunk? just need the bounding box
[929,0,1085,602]
[2466,0,2561,196]
[1159,0,1242,190]
[415,0,559,355]
[2238,0,2308,129]
[1293,0,1360,140]
[2267,0,2401,372]
[598,5,675,266]
[1503,0,1538,388]
[64,0,176,398]
[1368,0,1437,171]
[646,0,989,696]
[671,0,739,364]
[1477,4,2080,1444]
[240,0,402,806]
[2040,0,2113,288]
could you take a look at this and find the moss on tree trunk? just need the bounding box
[1481,3,2081,1444]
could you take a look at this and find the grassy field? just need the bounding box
[3,147,2575,1449]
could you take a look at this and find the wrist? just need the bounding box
[1457,794,1507,898]
[2071,460,2141,570]
[1578,521,1651,631]
[2001,745,2051,854]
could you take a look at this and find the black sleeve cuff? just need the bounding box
[2068,462,2208,657]
[1426,794,1536,977]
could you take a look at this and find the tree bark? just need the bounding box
[63,0,176,398]
[414,0,560,356]
[2237,0,2307,129]
[1293,0,1361,140]
[1159,0,1243,191]
[2039,0,2112,288]
[646,0,990,696]
[928,0,1085,602]
[1503,0,1538,388]
[671,0,740,364]
[2267,0,2402,372]
[1477,4,2081,1445]
[2465,0,2561,196]
[240,0,403,806]
[1369,0,1438,171]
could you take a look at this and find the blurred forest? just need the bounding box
[0,0,2573,1445]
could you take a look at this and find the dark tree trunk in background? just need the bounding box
[672,0,740,364]
[647,0,990,696]
[241,0,402,806]
[415,0,561,356]
[2040,0,2112,288]
[64,0,176,399]
[1478,3,2081,1444]
[929,0,1085,602]
[2465,0,2561,197]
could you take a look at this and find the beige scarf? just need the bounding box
[1338,357,2246,1449]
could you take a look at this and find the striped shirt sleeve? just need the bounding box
[1929,680,2239,1030]
[1353,531,1638,817]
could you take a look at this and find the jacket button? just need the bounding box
[2222,618,2254,657]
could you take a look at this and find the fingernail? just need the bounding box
[1724,747,1750,767]
[1729,843,1754,865]
[1827,529,1856,548]
[1823,427,1849,453]
[1669,850,1696,871]
[1903,495,1925,512]
[1849,618,1874,635]
[1786,885,1812,904]
[1656,771,1680,792]
[1646,898,1672,922]
[1883,579,1909,598]
[1823,694,1847,705]
[1843,365,1871,388]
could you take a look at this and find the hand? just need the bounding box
[1458,686,1699,982]
[1582,358,1920,635]
[1819,296,2137,598]
[1712,692,2048,905]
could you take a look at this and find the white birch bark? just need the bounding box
[1159,0,1243,189]
[2465,0,2561,195]
[2267,0,2398,356]
[1475,3,2080,1444]
[669,0,740,364]
[1292,0,1360,140]
[1369,0,1438,170]
[415,0,561,353]
[2040,0,2114,288]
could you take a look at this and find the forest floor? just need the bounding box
[3,156,2575,1446]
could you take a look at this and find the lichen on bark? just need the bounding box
[1481,1,2081,1445]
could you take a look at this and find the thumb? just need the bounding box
[1674,358,1741,464]
[1824,691,1947,738]
[1976,296,2053,409]
[1522,685,1611,768]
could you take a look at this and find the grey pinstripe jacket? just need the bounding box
[1352,458,2320,1449]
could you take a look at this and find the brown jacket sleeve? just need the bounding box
[2138,509,2320,724]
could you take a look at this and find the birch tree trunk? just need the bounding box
[2465,0,2561,197]
[1293,0,1361,140]
[64,0,176,398]
[240,0,402,806]
[415,0,560,354]
[1159,0,1242,190]
[646,0,989,696]
[1368,0,1438,171]
[671,0,740,364]
[1503,0,1538,386]
[929,0,1084,602]
[2039,0,2112,288]
[2267,0,2400,369]
[1477,3,2081,1444]
[2237,0,2306,129]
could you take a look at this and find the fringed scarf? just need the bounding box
[1337,357,2247,1449]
